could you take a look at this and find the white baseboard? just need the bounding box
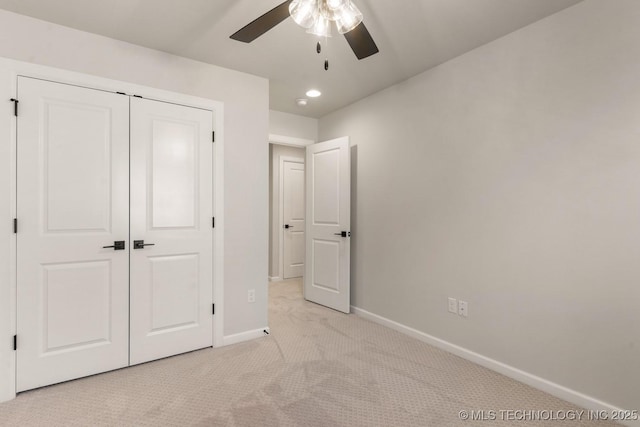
[222,327,270,347]
[351,306,639,427]
[268,276,282,282]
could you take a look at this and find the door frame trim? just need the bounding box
[269,134,314,147]
[0,57,225,403]
[279,156,305,280]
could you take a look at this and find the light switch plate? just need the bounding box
[448,297,457,314]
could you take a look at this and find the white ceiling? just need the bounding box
[0,0,583,118]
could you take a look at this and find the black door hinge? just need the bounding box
[212,217,215,228]
[212,131,215,143]
[212,304,215,315]
[13,218,17,234]
[10,98,18,116]
[13,335,17,351]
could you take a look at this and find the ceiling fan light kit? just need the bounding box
[290,0,363,35]
[334,2,363,34]
[289,0,318,28]
[306,14,332,37]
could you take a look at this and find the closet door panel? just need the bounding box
[129,97,213,365]
[16,77,130,392]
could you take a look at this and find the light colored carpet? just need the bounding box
[0,278,616,426]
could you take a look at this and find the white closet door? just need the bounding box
[129,97,213,365]
[16,77,130,391]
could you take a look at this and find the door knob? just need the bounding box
[333,231,351,237]
[284,224,293,229]
[133,240,155,249]
[102,240,125,250]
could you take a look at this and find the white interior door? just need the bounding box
[129,97,213,365]
[16,77,130,391]
[283,160,305,279]
[304,137,351,313]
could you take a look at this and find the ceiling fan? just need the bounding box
[230,0,379,60]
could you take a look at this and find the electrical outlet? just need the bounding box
[248,289,256,303]
[458,300,468,317]
[448,297,457,314]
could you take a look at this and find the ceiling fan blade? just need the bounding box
[230,0,293,43]
[343,22,379,60]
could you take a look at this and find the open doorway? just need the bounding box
[268,136,352,314]
[269,143,306,282]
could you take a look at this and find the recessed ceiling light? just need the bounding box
[295,98,308,107]
[306,89,321,98]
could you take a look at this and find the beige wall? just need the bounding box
[320,0,640,410]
